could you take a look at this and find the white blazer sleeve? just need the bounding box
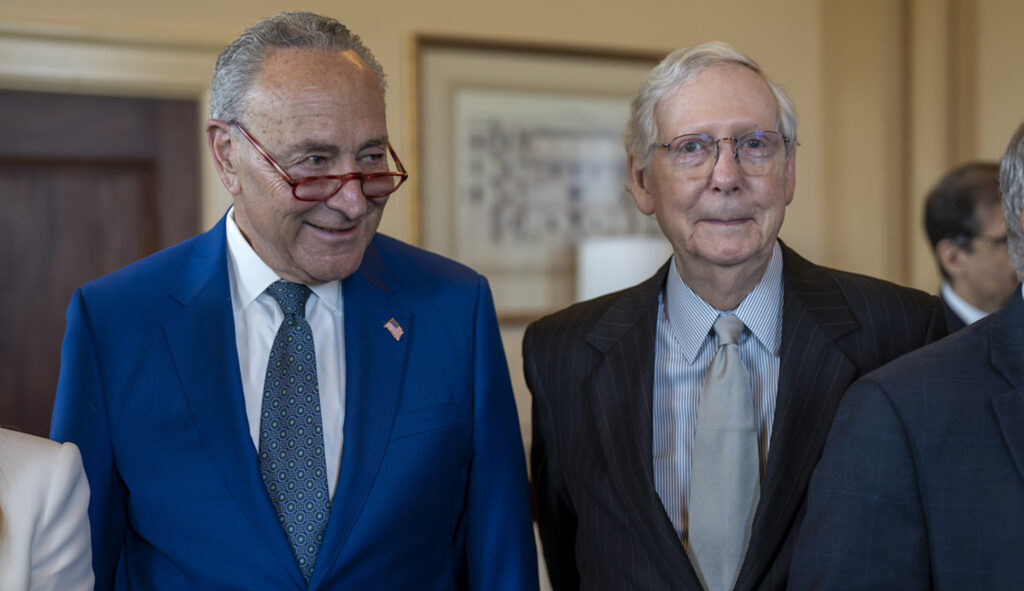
[31,440,94,591]
[0,429,94,591]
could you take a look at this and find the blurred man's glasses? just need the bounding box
[974,233,1009,248]
[659,130,791,178]
[229,121,408,201]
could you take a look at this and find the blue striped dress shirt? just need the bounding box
[652,241,783,544]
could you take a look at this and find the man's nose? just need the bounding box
[711,139,742,192]
[323,176,370,217]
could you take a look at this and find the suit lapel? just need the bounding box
[987,292,1024,486]
[583,263,704,587]
[310,239,411,587]
[163,218,304,586]
[584,247,868,588]
[739,246,859,589]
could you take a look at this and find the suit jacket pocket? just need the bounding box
[390,402,463,441]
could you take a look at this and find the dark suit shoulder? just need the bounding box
[854,307,1005,402]
[829,268,940,338]
[785,245,937,319]
[781,245,945,365]
[774,251,943,390]
[831,268,936,312]
[854,290,1024,398]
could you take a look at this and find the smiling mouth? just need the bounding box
[307,221,357,233]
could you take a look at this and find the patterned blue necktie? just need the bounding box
[258,280,331,582]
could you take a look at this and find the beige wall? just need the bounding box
[977,0,1024,159]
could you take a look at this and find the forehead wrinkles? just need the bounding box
[250,78,383,118]
[243,88,385,157]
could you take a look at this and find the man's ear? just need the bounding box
[206,119,243,196]
[935,238,967,279]
[628,154,655,215]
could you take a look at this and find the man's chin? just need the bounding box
[692,242,768,269]
[307,252,370,284]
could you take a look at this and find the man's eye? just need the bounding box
[679,141,704,154]
[305,155,328,166]
[744,139,765,150]
[359,152,386,168]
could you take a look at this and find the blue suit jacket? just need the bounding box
[51,217,538,590]
[791,287,1024,589]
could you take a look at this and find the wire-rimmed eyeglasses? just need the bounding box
[971,233,1009,248]
[229,121,409,201]
[659,130,791,178]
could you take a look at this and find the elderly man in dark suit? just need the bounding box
[789,122,1024,589]
[523,42,945,591]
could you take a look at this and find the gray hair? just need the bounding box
[209,11,387,122]
[999,120,1024,279]
[624,41,798,172]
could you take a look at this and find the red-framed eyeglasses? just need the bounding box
[229,120,409,201]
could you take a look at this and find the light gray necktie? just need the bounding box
[688,314,759,591]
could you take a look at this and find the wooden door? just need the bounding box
[0,90,200,436]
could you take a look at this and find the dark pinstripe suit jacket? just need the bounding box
[790,287,1024,590]
[523,243,946,591]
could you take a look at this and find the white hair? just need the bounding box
[999,120,1024,279]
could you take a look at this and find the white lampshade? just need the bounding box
[575,235,673,302]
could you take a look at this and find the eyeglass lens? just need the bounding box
[294,174,403,200]
[230,120,406,201]
[665,131,786,177]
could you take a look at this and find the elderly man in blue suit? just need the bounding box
[50,12,537,591]
[790,121,1024,588]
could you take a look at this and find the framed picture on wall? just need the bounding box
[413,37,664,322]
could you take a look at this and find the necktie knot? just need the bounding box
[713,314,744,347]
[267,280,312,317]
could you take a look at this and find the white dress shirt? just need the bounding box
[225,209,346,498]
[0,428,93,591]
[940,281,988,326]
[652,241,784,542]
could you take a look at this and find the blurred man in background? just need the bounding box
[924,162,1018,330]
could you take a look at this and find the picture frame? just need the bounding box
[412,36,664,322]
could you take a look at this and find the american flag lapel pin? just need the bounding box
[383,317,404,342]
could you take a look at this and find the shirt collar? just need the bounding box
[940,280,987,325]
[225,207,342,314]
[664,241,784,363]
